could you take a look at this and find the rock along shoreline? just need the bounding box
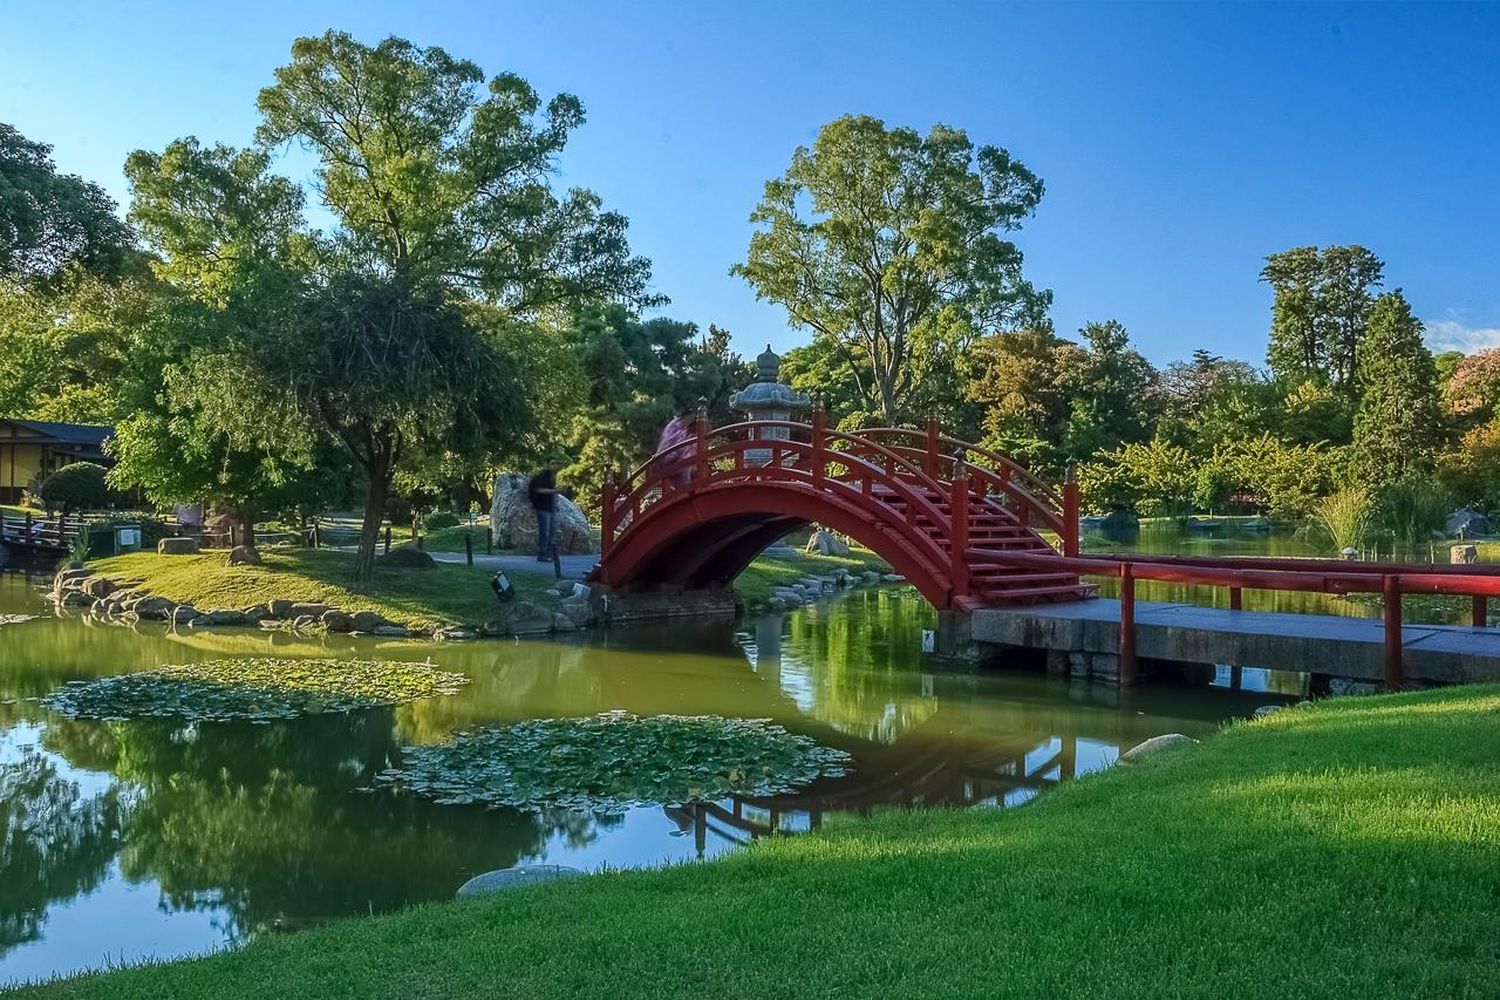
[49,565,900,642]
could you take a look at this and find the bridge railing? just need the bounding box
[602,416,983,583]
[601,414,1074,565]
[855,421,1066,531]
[966,545,1500,691]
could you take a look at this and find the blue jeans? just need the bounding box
[535,508,555,559]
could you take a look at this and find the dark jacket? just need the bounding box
[528,471,556,512]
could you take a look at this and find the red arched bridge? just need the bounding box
[590,411,1088,610]
[590,409,1500,692]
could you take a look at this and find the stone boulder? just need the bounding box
[490,473,595,554]
[321,609,356,633]
[371,624,409,638]
[1117,733,1197,765]
[456,865,583,898]
[157,537,199,555]
[1446,508,1493,538]
[804,529,850,557]
[378,548,436,570]
[487,600,556,637]
[227,545,261,566]
[350,610,388,632]
[201,609,249,627]
[267,599,296,619]
[81,576,117,600]
[559,597,594,628]
[133,596,176,621]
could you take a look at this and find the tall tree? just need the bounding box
[289,272,531,578]
[1261,245,1383,389]
[109,140,320,553]
[966,327,1086,473]
[1352,290,1441,485]
[0,123,133,287]
[251,31,658,573]
[254,31,656,314]
[1060,320,1159,461]
[734,115,1050,426]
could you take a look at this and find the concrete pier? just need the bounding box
[965,599,1500,686]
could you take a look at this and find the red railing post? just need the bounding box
[1473,595,1487,628]
[694,401,709,485]
[1383,574,1403,691]
[950,452,970,600]
[925,412,940,478]
[811,401,826,492]
[600,464,615,562]
[1062,462,1080,558]
[1119,562,1137,685]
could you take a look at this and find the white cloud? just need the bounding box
[1423,319,1500,354]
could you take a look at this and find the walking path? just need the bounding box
[970,598,1500,684]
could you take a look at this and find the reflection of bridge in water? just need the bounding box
[660,609,1267,857]
[665,711,1083,854]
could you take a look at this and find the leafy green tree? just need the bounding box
[1192,462,1233,514]
[734,114,1049,425]
[556,305,743,511]
[0,270,159,423]
[966,327,1086,474]
[1261,245,1383,389]
[255,31,656,313]
[0,123,133,287]
[108,140,321,552]
[1352,291,1442,486]
[1438,420,1500,514]
[289,272,531,577]
[1059,320,1159,462]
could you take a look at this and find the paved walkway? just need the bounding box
[970,598,1500,684]
[427,551,599,581]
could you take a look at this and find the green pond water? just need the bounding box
[0,526,1371,985]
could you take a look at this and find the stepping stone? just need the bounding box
[456,864,584,898]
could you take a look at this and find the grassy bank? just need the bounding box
[735,546,893,607]
[21,685,1500,998]
[88,549,557,631]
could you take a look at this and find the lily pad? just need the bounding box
[41,657,468,722]
[375,711,851,810]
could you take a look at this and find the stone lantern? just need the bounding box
[729,345,812,466]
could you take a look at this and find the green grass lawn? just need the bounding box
[22,685,1500,998]
[735,546,893,607]
[88,549,558,631]
[395,523,506,555]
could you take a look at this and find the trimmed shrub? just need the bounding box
[38,462,110,514]
[425,511,461,530]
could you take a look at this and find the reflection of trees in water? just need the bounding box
[36,712,597,941]
[0,751,124,956]
[754,590,943,744]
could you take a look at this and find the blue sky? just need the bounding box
[4,2,1498,365]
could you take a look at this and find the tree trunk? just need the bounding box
[353,461,391,580]
[233,503,260,559]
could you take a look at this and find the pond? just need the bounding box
[1082,518,1489,624]
[1,549,1290,986]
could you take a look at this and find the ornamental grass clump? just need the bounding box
[42,657,468,722]
[375,711,851,810]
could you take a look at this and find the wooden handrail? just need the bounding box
[968,545,1500,691]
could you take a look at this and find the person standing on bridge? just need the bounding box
[655,408,696,487]
[528,466,560,562]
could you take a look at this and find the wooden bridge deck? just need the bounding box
[970,599,1500,685]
